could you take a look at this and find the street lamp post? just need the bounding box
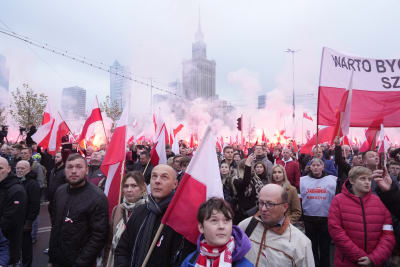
[284,48,300,141]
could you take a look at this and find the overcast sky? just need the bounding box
[1,0,400,114]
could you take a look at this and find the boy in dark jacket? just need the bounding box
[181,198,253,267]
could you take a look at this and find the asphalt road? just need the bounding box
[32,203,50,267]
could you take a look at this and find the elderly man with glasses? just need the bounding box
[239,183,314,267]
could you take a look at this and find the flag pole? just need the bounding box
[143,159,151,176]
[141,224,165,267]
[117,160,126,204]
[96,95,109,144]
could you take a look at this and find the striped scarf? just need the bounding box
[196,236,235,267]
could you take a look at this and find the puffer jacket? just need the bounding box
[328,180,395,267]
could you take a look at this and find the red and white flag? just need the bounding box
[333,71,354,138]
[378,124,389,154]
[77,99,103,143]
[300,126,336,155]
[162,126,224,244]
[101,104,129,216]
[47,112,69,155]
[318,48,400,128]
[303,112,313,122]
[32,103,54,149]
[150,124,167,166]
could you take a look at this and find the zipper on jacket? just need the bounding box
[359,197,367,251]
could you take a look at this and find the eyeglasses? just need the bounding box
[258,201,285,209]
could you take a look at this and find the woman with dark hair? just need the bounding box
[102,171,147,267]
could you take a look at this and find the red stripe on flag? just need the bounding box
[162,173,207,244]
[318,86,400,127]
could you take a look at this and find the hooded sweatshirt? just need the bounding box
[180,225,253,267]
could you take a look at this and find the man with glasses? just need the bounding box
[239,184,314,267]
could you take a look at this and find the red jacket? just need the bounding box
[276,158,300,189]
[328,180,395,267]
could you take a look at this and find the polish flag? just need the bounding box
[216,141,222,153]
[77,100,103,143]
[32,103,54,149]
[262,130,266,143]
[189,134,194,149]
[359,127,380,153]
[101,105,129,216]
[300,126,336,155]
[173,124,184,137]
[318,48,400,128]
[333,71,354,138]
[378,124,389,154]
[47,112,70,155]
[162,126,224,244]
[41,103,52,125]
[150,124,167,166]
[303,112,313,122]
[171,133,180,155]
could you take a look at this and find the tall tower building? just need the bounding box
[61,86,86,118]
[0,54,10,107]
[182,15,216,100]
[110,60,130,110]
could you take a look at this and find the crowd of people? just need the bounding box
[0,134,400,267]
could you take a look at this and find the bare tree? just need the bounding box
[9,83,48,128]
[99,95,122,130]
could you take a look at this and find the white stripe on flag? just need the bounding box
[104,162,120,196]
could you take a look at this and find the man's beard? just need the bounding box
[68,176,86,187]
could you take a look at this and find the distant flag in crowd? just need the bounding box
[333,71,354,140]
[101,104,129,216]
[77,99,103,143]
[301,126,336,155]
[150,124,167,166]
[359,126,380,153]
[32,103,54,149]
[303,112,313,122]
[378,124,389,154]
[262,130,266,143]
[47,112,69,155]
[162,126,224,244]
[173,124,184,137]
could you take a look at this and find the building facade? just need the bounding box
[0,54,10,107]
[182,19,216,100]
[110,60,130,110]
[61,86,86,118]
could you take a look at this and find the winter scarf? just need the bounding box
[130,193,174,267]
[244,174,264,198]
[196,236,235,267]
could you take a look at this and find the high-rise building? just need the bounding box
[258,95,266,109]
[110,60,131,110]
[61,86,86,118]
[0,54,10,107]
[182,16,216,100]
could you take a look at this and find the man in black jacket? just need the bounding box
[16,160,41,267]
[47,151,66,223]
[114,164,194,267]
[48,153,109,267]
[0,156,27,266]
[129,151,153,184]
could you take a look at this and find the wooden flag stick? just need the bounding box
[143,159,151,176]
[117,160,126,204]
[141,224,165,267]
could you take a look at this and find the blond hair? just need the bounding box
[348,166,372,182]
[270,164,291,190]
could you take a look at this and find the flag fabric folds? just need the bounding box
[77,99,103,143]
[101,105,129,215]
[162,126,224,244]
